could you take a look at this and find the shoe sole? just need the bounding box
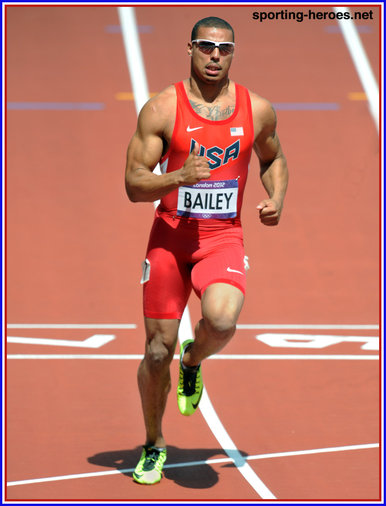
[133,472,162,485]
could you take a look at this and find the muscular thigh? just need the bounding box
[142,218,192,320]
[191,228,246,297]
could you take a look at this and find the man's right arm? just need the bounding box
[125,94,210,203]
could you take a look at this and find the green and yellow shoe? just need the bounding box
[133,445,167,485]
[177,339,203,416]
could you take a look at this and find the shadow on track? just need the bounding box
[88,445,249,489]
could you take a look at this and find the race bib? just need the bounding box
[177,180,238,219]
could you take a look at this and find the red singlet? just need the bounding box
[142,81,254,319]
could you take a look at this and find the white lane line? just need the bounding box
[333,6,379,132]
[117,6,149,116]
[6,323,377,330]
[6,324,136,329]
[256,333,379,351]
[208,354,379,360]
[6,355,145,360]
[6,354,379,360]
[7,443,378,488]
[237,324,379,330]
[199,385,276,499]
[180,315,276,498]
[7,335,115,349]
[247,443,380,462]
[118,6,275,499]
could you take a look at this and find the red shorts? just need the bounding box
[142,215,246,319]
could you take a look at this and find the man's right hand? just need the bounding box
[179,144,211,185]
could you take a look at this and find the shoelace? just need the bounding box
[142,447,164,471]
[180,365,200,396]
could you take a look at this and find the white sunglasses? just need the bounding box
[191,39,235,55]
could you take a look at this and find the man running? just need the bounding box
[125,16,289,485]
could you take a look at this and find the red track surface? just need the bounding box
[5,5,381,502]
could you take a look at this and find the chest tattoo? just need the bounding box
[189,100,235,121]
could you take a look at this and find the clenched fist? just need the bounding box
[257,199,283,226]
[179,144,211,185]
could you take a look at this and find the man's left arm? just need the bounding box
[252,101,289,226]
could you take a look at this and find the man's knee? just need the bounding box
[144,319,179,369]
[201,283,244,337]
[203,309,237,337]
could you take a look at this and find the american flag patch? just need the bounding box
[230,127,244,136]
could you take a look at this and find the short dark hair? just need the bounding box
[191,17,234,42]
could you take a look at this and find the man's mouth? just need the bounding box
[205,65,221,75]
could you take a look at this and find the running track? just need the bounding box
[5,4,381,502]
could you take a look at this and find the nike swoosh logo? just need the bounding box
[192,389,203,410]
[227,267,244,275]
[186,126,203,132]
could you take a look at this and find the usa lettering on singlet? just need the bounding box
[158,81,254,221]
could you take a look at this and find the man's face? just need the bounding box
[188,26,234,83]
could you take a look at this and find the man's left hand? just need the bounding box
[256,199,282,226]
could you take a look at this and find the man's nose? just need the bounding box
[211,47,220,59]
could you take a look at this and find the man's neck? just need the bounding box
[188,74,231,103]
